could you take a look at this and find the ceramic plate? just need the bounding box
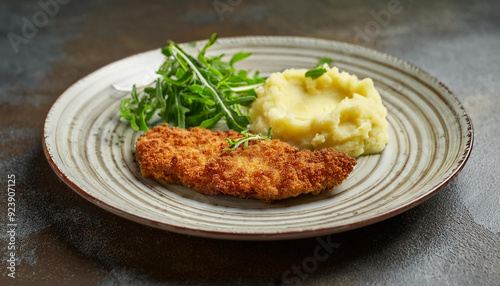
[43,36,473,240]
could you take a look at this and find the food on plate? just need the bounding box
[135,124,356,203]
[249,64,389,158]
[135,124,242,189]
[120,33,265,132]
[207,135,356,202]
[121,34,391,202]
[120,33,389,158]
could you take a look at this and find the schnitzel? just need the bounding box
[206,140,356,202]
[136,124,356,202]
[135,124,242,192]
[135,124,356,203]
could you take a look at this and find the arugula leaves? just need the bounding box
[120,33,265,132]
[305,57,333,80]
[305,68,327,79]
[223,128,272,150]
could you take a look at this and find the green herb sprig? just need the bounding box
[223,128,272,150]
[305,57,333,80]
[120,33,265,132]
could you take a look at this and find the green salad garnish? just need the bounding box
[120,33,265,132]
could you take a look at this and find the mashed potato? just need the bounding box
[249,65,389,158]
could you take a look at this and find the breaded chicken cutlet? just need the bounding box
[135,124,242,191]
[135,124,356,203]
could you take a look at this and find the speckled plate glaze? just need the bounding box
[43,36,473,240]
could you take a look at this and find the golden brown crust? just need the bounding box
[205,140,356,202]
[135,124,356,203]
[135,124,242,190]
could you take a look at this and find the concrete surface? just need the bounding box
[1,0,499,285]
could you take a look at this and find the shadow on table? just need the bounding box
[32,148,436,285]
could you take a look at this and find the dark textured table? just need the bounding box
[1,0,499,285]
